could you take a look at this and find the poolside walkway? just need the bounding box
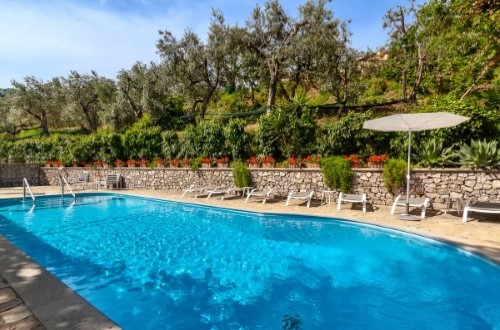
[1,276,45,329]
[0,186,498,329]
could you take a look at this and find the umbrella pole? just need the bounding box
[406,131,411,215]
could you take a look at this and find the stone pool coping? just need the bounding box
[0,186,499,328]
[0,236,120,330]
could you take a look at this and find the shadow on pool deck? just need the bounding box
[0,236,120,330]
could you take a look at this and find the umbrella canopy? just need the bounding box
[363,112,470,132]
[363,112,470,220]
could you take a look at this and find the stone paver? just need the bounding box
[0,289,16,305]
[0,278,45,330]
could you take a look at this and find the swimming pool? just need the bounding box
[0,193,498,329]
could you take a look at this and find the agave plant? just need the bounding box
[457,139,500,169]
[412,137,456,167]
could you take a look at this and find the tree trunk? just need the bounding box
[199,86,216,122]
[267,70,279,113]
[409,43,424,102]
[40,112,49,136]
[401,70,407,99]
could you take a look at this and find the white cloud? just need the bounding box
[0,1,209,87]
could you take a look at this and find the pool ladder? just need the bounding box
[23,178,36,202]
[59,174,76,200]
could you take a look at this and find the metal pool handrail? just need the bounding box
[23,178,35,202]
[58,172,76,200]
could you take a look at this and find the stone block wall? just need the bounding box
[38,166,500,207]
[0,164,43,187]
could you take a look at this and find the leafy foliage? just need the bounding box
[457,139,500,169]
[231,161,251,188]
[412,137,455,167]
[317,111,390,157]
[224,118,250,160]
[382,159,408,192]
[320,156,353,193]
[122,115,162,160]
[257,102,317,158]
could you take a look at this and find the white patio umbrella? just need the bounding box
[363,112,470,220]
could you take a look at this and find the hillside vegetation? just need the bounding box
[0,0,498,166]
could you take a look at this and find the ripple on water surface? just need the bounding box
[0,194,499,329]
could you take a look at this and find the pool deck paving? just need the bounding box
[0,186,499,329]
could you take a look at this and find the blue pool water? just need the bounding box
[0,194,499,329]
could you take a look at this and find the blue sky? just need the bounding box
[0,0,427,88]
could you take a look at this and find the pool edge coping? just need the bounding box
[0,235,121,330]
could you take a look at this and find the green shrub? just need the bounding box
[320,156,353,193]
[382,159,408,193]
[412,137,456,167]
[122,115,162,160]
[457,139,500,169]
[161,130,179,159]
[317,111,390,157]
[178,125,201,158]
[224,118,250,160]
[199,120,225,158]
[257,102,317,158]
[231,161,251,188]
[190,157,202,171]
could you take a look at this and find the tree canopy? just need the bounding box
[0,0,497,138]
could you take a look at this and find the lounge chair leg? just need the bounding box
[390,203,397,215]
[181,191,187,197]
[462,208,469,223]
[245,195,250,203]
[362,202,366,213]
[421,206,426,219]
[307,198,311,208]
[286,197,290,206]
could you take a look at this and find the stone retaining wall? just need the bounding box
[39,167,500,207]
[0,164,43,187]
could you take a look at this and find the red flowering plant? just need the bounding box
[92,161,104,168]
[303,155,320,168]
[155,159,165,167]
[344,154,365,168]
[139,159,148,167]
[216,156,229,168]
[200,157,212,168]
[246,156,260,168]
[262,155,276,168]
[181,158,192,168]
[114,159,124,167]
[367,154,387,168]
[169,159,181,167]
[286,156,300,168]
[126,159,138,167]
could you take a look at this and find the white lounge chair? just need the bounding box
[245,188,275,204]
[391,195,431,219]
[337,193,367,212]
[181,185,218,198]
[206,186,230,199]
[462,201,500,223]
[98,174,122,190]
[205,187,247,200]
[71,173,90,190]
[285,191,314,208]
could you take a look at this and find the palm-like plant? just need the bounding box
[457,139,500,169]
[412,138,456,167]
